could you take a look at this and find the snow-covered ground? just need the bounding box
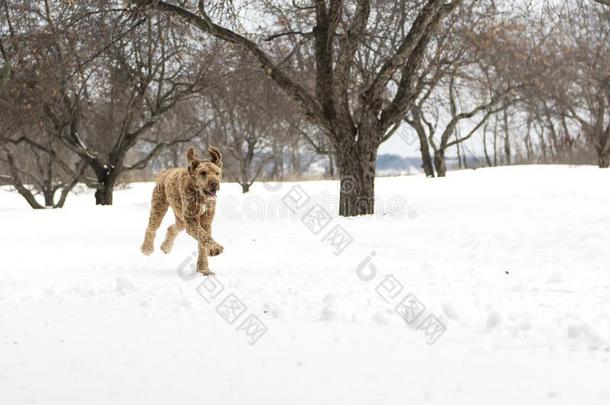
[2,165,610,404]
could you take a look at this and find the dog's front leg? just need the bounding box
[200,215,224,256]
[184,218,214,275]
[185,218,209,243]
[196,241,213,276]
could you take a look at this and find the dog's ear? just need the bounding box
[186,146,199,174]
[208,146,223,168]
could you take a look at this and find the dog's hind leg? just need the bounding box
[160,215,185,254]
[140,182,169,255]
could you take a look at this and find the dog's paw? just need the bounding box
[160,241,173,254]
[197,268,215,276]
[207,241,224,256]
[140,243,154,256]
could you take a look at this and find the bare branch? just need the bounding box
[592,0,610,7]
[142,1,329,132]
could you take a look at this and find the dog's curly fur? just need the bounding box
[140,146,224,275]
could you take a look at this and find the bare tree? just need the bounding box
[0,138,86,209]
[403,2,514,177]
[135,0,462,216]
[481,1,610,167]
[0,1,88,207]
[556,4,610,167]
[1,1,224,206]
[28,3,218,204]
[518,1,610,167]
[205,55,280,193]
[407,74,509,177]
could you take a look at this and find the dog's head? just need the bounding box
[186,146,223,199]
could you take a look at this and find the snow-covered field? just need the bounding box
[2,165,610,404]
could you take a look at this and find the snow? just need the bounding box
[1,165,610,404]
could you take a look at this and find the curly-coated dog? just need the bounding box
[140,146,224,275]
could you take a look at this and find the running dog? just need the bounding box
[140,146,224,275]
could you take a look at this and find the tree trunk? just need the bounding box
[521,114,532,162]
[433,149,447,177]
[538,130,548,163]
[597,148,609,168]
[171,147,180,167]
[94,170,117,205]
[503,107,511,165]
[596,123,610,168]
[416,130,435,177]
[241,183,251,193]
[336,144,377,217]
[5,152,44,209]
[95,182,114,205]
[43,190,54,207]
[290,141,301,178]
[493,119,498,166]
[482,128,492,167]
[14,186,44,209]
[55,161,86,208]
[328,153,335,177]
[456,139,463,169]
[271,144,284,180]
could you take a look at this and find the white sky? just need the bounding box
[379,131,417,157]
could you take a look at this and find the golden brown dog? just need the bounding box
[140,146,224,275]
